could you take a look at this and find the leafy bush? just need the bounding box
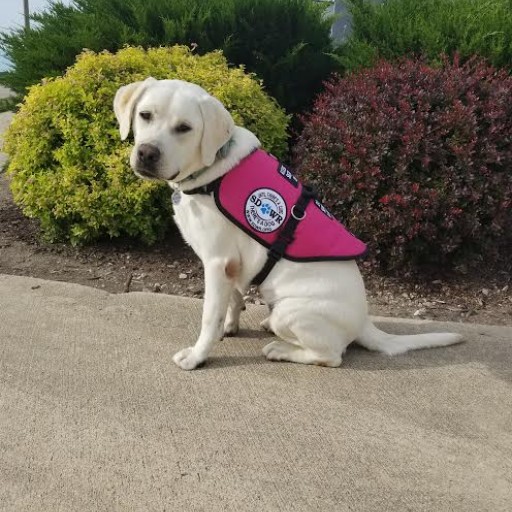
[0,0,335,114]
[293,56,512,270]
[338,0,512,72]
[3,46,289,245]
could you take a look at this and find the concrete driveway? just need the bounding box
[1,274,511,511]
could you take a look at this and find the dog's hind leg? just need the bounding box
[262,339,342,367]
[262,301,353,367]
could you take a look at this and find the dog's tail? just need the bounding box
[356,320,463,356]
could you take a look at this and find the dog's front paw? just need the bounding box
[223,318,239,336]
[172,347,203,370]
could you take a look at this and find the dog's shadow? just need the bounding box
[203,328,275,370]
[203,324,512,384]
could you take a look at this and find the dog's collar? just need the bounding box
[177,137,235,191]
[182,145,260,197]
[182,177,222,196]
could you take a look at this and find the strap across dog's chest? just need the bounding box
[182,180,315,286]
[250,185,315,285]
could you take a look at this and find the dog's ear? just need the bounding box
[113,77,156,141]
[198,95,235,167]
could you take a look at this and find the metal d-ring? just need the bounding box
[291,205,307,221]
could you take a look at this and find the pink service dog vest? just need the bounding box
[212,150,367,262]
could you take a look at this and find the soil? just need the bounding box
[1,104,511,327]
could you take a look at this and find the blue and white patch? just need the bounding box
[245,188,287,233]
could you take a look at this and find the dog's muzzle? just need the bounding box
[136,143,161,175]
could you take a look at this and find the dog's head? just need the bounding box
[113,78,234,182]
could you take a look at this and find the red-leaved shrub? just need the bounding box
[294,56,512,271]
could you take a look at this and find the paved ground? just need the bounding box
[1,274,511,511]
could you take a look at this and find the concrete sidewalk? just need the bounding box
[0,274,511,511]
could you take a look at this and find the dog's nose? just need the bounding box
[137,144,161,167]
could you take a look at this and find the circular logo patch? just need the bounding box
[245,188,287,233]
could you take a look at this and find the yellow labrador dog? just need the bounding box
[114,78,462,370]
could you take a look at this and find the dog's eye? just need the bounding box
[139,111,152,121]
[175,123,192,134]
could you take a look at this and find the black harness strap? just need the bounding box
[183,178,316,287]
[251,185,315,286]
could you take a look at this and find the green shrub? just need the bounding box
[338,0,512,71]
[3,46,289,245]
[0,0,335,114]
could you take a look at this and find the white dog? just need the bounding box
[114,77,463,370]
